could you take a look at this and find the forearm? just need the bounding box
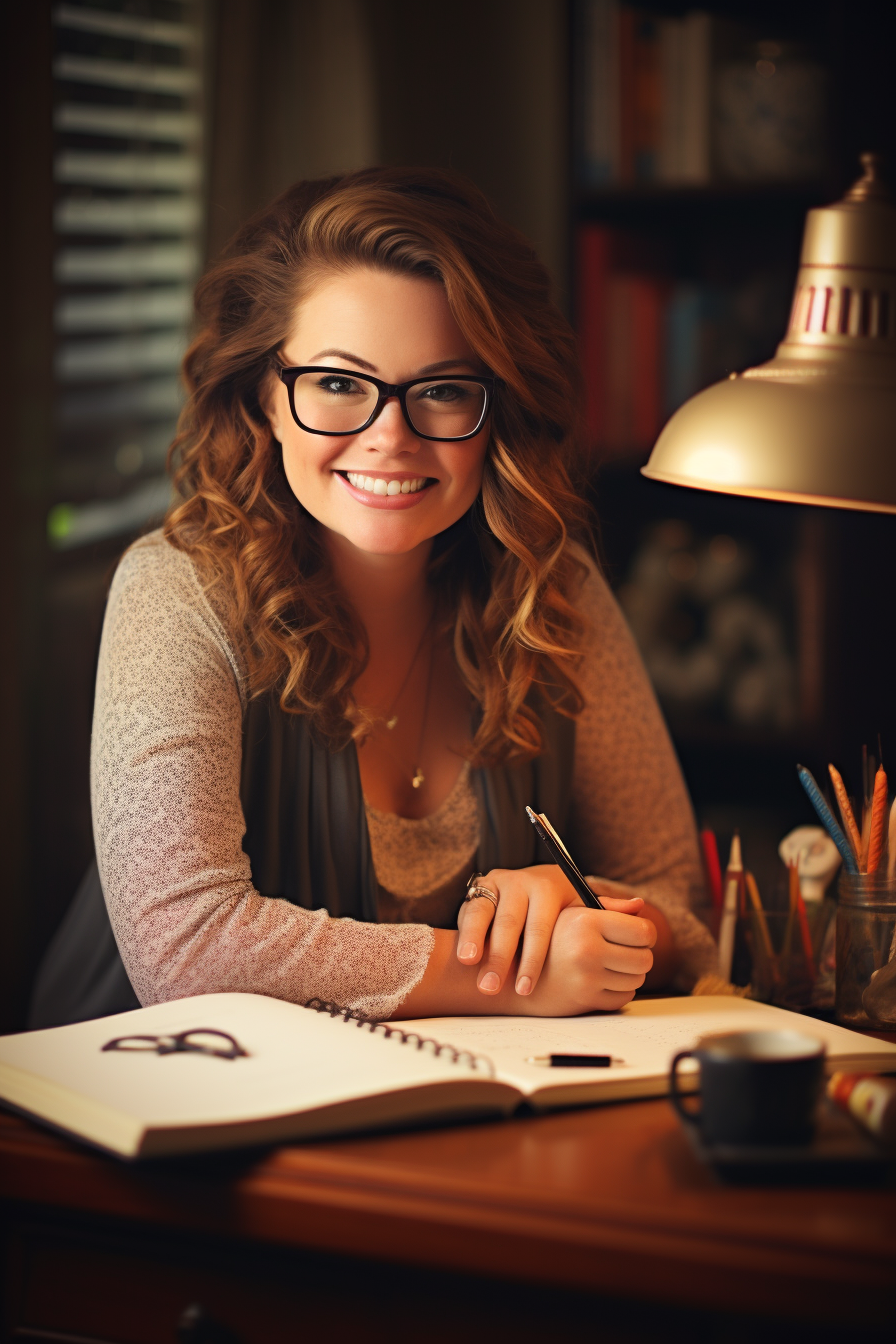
[391,928,525,1018]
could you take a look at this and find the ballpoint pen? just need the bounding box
[525,806,604,909]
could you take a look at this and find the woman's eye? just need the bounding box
[318,376,361,396]
[422,382,467,402]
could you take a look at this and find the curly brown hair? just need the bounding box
[164,166,594,765]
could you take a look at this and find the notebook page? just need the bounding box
[399,996,896,1100]
[0,992,492,1130]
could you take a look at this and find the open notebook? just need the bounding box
[1,992,894,1159]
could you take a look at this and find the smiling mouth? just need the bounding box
[341,472,432,496]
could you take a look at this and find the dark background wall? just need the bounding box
[0,0,894,1031]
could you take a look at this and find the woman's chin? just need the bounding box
[323,521,436,562]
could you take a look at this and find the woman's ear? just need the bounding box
[258,371,285,442]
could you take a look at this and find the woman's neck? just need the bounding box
[324,532,434,644]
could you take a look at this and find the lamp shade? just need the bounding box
[642,155,896,513]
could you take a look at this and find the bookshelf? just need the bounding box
[571,0,896,871]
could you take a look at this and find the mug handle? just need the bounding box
[669,1049,701,1125]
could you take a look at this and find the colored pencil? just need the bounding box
[745,870,774,961]
[794,883,816,979]
[717,834,742,983]
[828,764,861,864]
[865,765,888,875]
[700,829,723,910]
[796,765,859,875]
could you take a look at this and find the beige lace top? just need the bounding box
[92,531,717,1019]
[366,761,479,926]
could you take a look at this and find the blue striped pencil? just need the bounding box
[797,765,859,875]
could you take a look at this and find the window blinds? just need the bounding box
[50,1,206,548]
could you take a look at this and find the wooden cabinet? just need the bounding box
[2,1102,895,1343]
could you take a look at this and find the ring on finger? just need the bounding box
[464,871,499,910]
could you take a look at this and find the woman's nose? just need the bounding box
[362,395,420,452]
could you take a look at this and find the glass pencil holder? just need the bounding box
[836,872,896,1029]
[746,909,819,1012]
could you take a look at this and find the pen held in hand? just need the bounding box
[525,805,604,909]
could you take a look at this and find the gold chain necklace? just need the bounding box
[380,608,435,732]
[409,636,435,790]
[362,620,436,791]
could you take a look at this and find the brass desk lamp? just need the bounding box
[642,155,896,514]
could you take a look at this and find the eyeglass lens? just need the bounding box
[293,372,487,439]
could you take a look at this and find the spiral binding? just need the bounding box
[303,998,495,1078]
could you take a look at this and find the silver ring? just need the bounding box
[464,871,498,910]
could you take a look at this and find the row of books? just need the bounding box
[577,1,827,187]
[579,2,711,186]
[577,225,789,455]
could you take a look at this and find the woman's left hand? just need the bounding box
[457,864,648,996]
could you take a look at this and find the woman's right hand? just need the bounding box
[394,888,656,1020]
[521,902,656,1015]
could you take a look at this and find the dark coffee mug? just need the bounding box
[670,1029,825,1147]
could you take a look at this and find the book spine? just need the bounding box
[617,6,636,185]
[632,12,661,183]
[577,224,612,448]
[580,0,620,186]
[631,274,664,448]
[680,11,712,184]
[604,273,635,453]
[664,283,703,416]
[657,17,684,183]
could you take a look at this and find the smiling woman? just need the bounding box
[30,167,717,1030]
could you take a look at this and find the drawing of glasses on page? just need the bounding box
[102,1029,248,1060]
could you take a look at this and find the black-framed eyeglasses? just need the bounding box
[102,1029,248,1061]
[277,365,495,442]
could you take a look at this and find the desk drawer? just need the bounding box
[6,1220,304,1344]
[3,1211,605,1344]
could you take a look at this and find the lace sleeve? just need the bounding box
[91,532,433,1019]
[567,554,718,988]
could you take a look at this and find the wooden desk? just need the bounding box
[1,1090,894,1344]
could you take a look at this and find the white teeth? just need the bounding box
[344,472,428,495]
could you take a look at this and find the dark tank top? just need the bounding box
[29,693,575,1027]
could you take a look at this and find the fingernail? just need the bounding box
[459,942,477,960]
[516,975,532,996]
[479,972,500,993]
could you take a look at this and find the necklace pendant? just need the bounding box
[385,714,398,730]
[411,768,425,790]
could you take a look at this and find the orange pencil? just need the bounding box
[745,870,774,961]
[865,765,888,874]
[828,764,861,864]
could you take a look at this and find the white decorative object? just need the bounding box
[778,825,840,903]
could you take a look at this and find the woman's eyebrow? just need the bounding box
[307,352,481,377]
[416,358,480,375]
[309,348,377,371]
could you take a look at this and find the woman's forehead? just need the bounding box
[284,267,474,370]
